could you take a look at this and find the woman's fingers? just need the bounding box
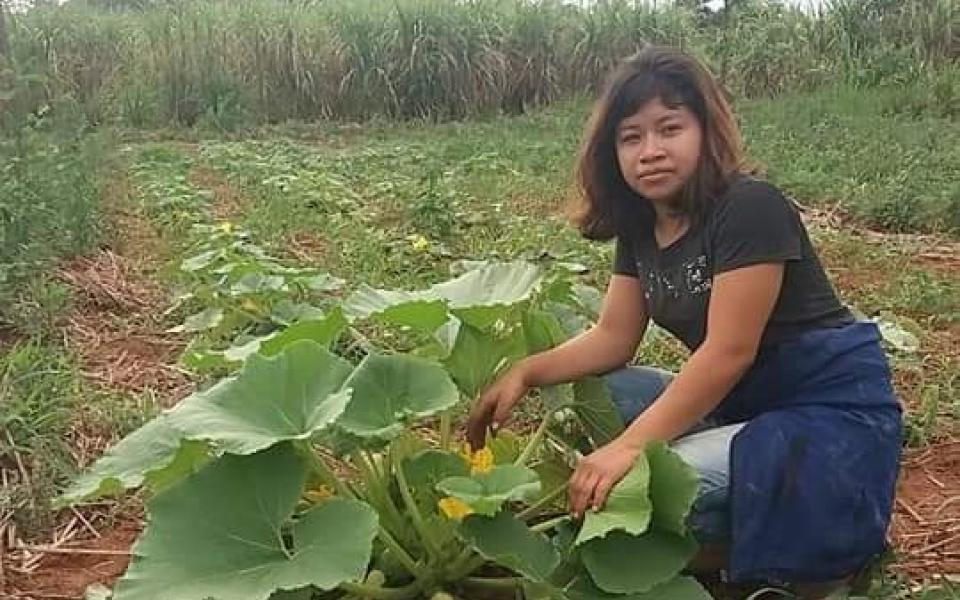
[466,394,496,450]
[591,476,615,512]
[466,371,528,451]
[569,468,601,519]
[491,394,515,430]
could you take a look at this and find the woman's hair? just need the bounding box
[572,45,747,241]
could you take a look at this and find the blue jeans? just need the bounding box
[605,366,745,543]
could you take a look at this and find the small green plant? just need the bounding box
[406,171,461,240]
[5,276,74,338]
[169,222,345,372]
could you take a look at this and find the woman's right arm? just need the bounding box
[466,274,649,449]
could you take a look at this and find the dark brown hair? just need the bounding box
[572,45,747,241]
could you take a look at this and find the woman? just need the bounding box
[466,45,902,594]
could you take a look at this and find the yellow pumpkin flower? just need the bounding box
[304,485,334,504]
[411,235,430,252]
[438,497,474,521]
[218,222,234,234]
[460,443,494,475]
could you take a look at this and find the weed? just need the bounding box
[0,341,81,534]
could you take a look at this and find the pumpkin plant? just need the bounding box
[171,222,346,373]
[61,262,712,600]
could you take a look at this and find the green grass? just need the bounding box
[0,101,152,538]
[0,339,158,537]
[743,79,960,233]
[0,341,80,534]
[0,124,109,336]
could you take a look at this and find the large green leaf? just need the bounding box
[571,285,602,319]
[434,261,542,330]
[570,378,624,447]
[437,464,540,516]
[232,272,286,295]
[335,354,460,445]
[646,442,699,536]
[168,307,224,333]
[575,458,651,545]
[403,449,469,505]
[580,530,698,594]
[531,457,572,504]
[271,301,328,326]
[522,309,568,354]
[268,589,317,600]
[431,316,461,357]
[114,444,378,600]
[345,262,542,333]
[344,285,448,332]
[442,322,525,398]
[181,249,223,272]
[180,344,235,374]
[488,429,523,465]
[167,341,353,455]
[565,575,711,600]
[297,272,345,293]
[224,309,348,363]
[57,416,210,506]
[459,511,561,581]
[546,302,592,338]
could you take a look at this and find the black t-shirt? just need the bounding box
[613,176,854,350]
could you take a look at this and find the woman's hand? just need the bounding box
[466,366,530,451]
[568,437,643,519]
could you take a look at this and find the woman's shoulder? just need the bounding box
[710,174,799,223]
[719,174,791,204]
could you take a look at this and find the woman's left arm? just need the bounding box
[567,262,785,517]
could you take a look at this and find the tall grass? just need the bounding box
[6,0,956,127]
[0,59,106,335]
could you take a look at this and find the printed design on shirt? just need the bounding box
[638,254,712,301]
[683,255,712,295]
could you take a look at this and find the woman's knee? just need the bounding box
[670,423,746,543]
[671,423,744,499]
[603,366,674,424]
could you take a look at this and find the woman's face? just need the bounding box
[615,98,703,207]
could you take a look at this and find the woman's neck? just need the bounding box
[652,205,689,249]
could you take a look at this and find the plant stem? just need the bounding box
[461,576,524,591]
[295,441,354,498]
[377,525,426,581]
[447,553,487,581]
[352,451,409,547]
[448,546,473,572]
[394,460,444,563]
[530,514,570,533]
[517,481,567,522]
[545,429,582,460]
[516,412,551,466]
[358,449,382,479]
[296,442,424,582]
[339,580,422,600]
[439,409,453,450]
